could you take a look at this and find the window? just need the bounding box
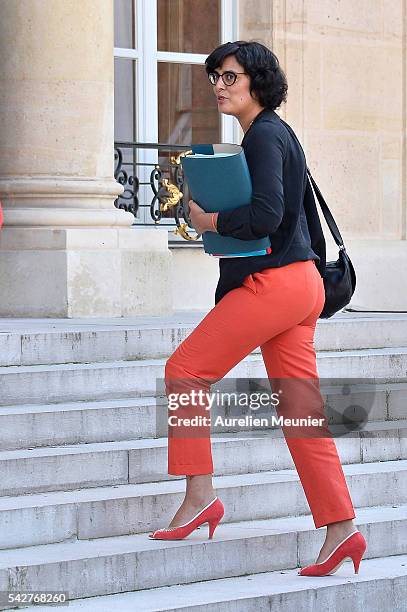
[114,0,239,228]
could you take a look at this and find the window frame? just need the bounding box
[114,0,240,229]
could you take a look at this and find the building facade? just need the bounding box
[0,0,406,316]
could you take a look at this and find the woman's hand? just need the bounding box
[188,200,218,234]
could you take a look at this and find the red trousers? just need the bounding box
[165,260,355,528]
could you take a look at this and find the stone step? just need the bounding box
[1,423,406,496]
[0,505,405,608]
[2,312,407,366]
[1,348,407,406]
[0,397,158,450]
[15,553,407,612]
[0,459,406,548]
[0,380,405,450]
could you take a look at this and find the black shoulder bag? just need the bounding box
[306,170,356,318]
[281,120,356,319]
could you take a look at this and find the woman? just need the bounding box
[149,41,367,577]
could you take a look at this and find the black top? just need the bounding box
[214,108,321,304]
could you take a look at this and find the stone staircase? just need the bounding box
[0,312,406,611]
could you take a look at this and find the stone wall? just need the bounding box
[234,0,407,310]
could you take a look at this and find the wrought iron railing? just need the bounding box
[114,141,201,241]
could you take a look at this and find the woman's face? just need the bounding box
[211,54,261,118]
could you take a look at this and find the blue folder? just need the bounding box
[180,144,271,257]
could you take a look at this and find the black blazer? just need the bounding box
[214,108,325,304]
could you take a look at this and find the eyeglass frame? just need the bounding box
[207,70,248,86]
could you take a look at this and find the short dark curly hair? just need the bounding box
[205,40,288,112]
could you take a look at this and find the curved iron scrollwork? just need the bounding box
[150,167,184,222]
[114,147,139,216]
[114,142,201,241]
[169,151,200,240]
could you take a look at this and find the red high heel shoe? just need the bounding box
[149,496,225,540]
[298,529,367,576]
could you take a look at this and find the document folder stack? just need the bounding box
[180,144,271,257]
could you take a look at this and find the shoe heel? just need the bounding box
[351,536,367,574]
[208,515,222,539]
[351,547,366,574]
[350,546,366,574]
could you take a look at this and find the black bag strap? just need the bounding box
[306,170,345,251]
[280,119,346,251]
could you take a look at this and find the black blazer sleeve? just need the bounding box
[216,120,288,240]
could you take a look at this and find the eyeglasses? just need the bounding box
[207,70,247,86]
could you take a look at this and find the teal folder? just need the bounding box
[180,144,271,256]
